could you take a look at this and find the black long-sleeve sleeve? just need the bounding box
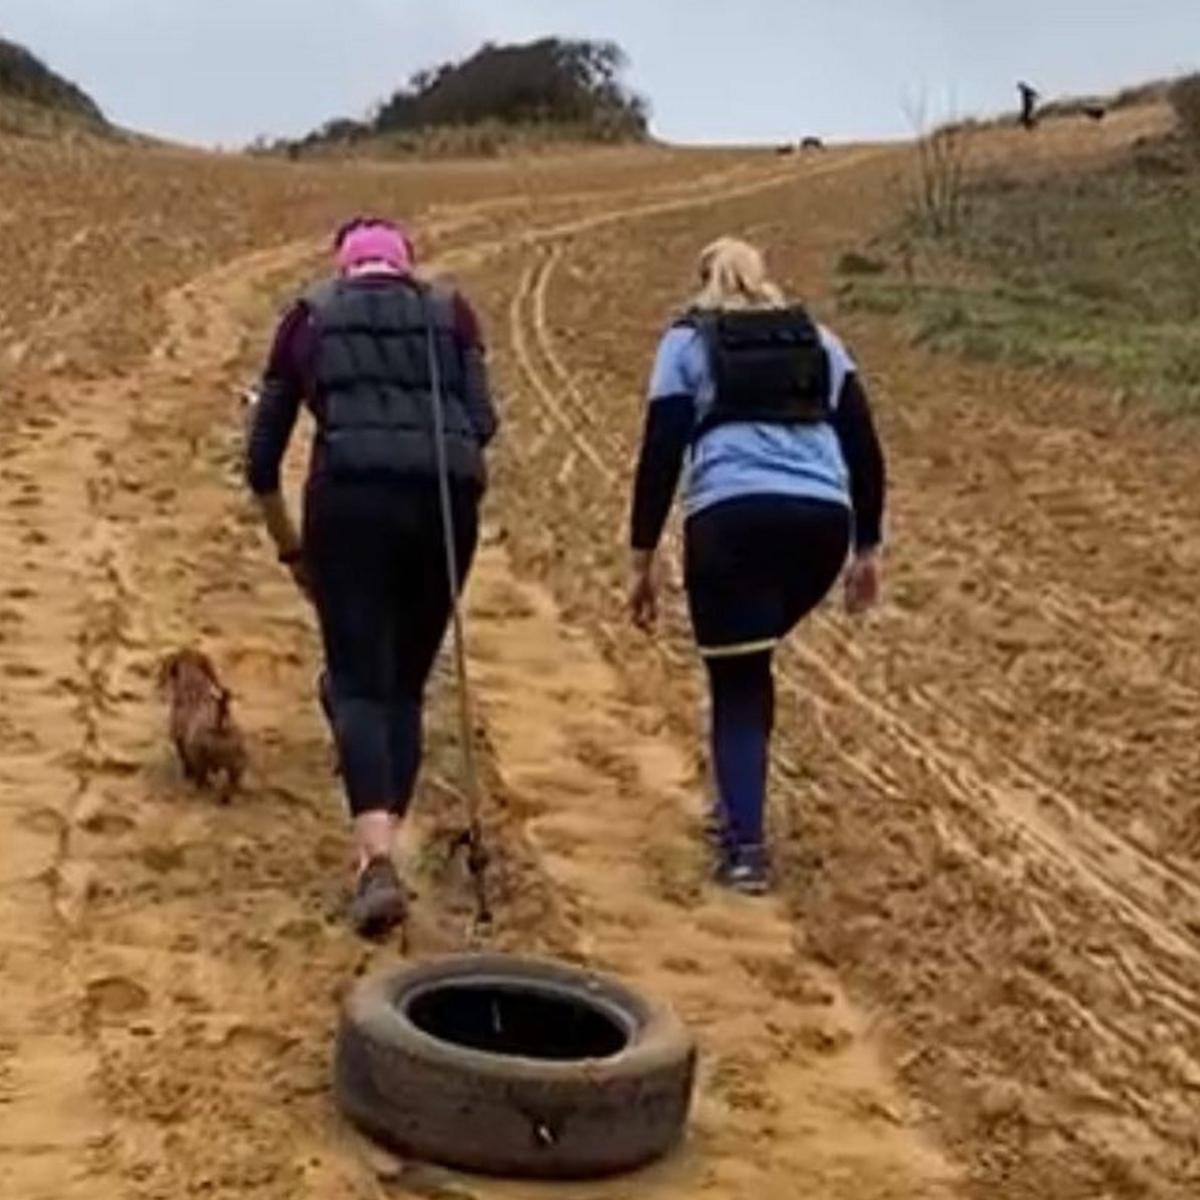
[629,394,696,551]
[448,291,498,448]
[245,302,308,496]
[461,342,498,448]
[830,372,886,550]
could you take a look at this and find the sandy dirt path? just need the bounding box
[465,544,958,1199]
[0,150,964,1199]
[5,108,1195,1199]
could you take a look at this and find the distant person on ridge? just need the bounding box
[626,237,886,895]
[1018,81,1040,130]
[245,217,498,938]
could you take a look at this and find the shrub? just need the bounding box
[1168,74,1200,144]
[0,37,104,124]
[289,38,649,157]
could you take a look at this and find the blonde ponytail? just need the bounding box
[692,237,786,311]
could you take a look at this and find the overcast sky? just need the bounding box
[2,1,1196,146]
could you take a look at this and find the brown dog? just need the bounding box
[158,648,247,803]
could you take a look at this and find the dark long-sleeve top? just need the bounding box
[629,321,886,552]
[245,282,497,496]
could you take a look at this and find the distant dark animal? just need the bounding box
[775,143,796,155]
[1018,81,1040,131]
[158,648,247,803]
[801,136,825,150]
[1082,104,1107,122]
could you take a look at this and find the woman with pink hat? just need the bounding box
[246,217,498,938]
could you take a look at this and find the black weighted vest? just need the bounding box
[305,276,483,487]
[681,305,832,442]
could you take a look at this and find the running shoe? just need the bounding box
[349,856,408,939]
[716,843,772,896]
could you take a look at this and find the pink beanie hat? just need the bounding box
[335,220,414,275]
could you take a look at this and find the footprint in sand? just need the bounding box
[792,1019,855,1058]
[275,917,325,944]
[641,842,705,908]
[15,806,67,839]
[140,844,187,875]
[707,1052,782,1116]
[661,954,704,975]
[74,792,137,837]
[85,975,151,1023]
[221,1024,298,1066]
[2,661,43,680]
[737,953,836,1007]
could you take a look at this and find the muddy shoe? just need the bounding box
[716,844,771,896]
[349,856,408,939]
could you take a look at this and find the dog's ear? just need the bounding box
[157,652,180,692]
[195,652,221,687]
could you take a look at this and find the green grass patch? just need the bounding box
[840,147,1200,414]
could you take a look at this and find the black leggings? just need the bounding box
[304,479,478,818]
[685,496,851,847]
[685,495,852,653]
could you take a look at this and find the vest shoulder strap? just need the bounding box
[301,278,340,314]
[673,305,818,343]
[422,281,457,330]
[303,275,454,324]
[670,305,712,330]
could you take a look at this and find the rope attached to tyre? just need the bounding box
[425,292,493,938]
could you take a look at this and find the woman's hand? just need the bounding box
[255,492,311,602]
[286,557,314,602]
[844,548,882,615]
[629,550,660,632]
[277,545,313,602]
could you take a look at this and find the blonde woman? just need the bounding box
[628,238,885,894]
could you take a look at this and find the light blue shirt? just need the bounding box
[647,320,854,519]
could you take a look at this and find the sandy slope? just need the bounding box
[0,106,1195,1199]
[477,105,1199,1198]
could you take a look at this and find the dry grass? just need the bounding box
[280,119,642,162]
[1168,73,1200,144]
[0,96,107,140]
[0,131,747,385]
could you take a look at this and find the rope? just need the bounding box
[424,291,493,934]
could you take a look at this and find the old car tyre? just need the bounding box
[334,953,697,1179]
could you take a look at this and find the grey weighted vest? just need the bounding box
[305,277,484,487]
